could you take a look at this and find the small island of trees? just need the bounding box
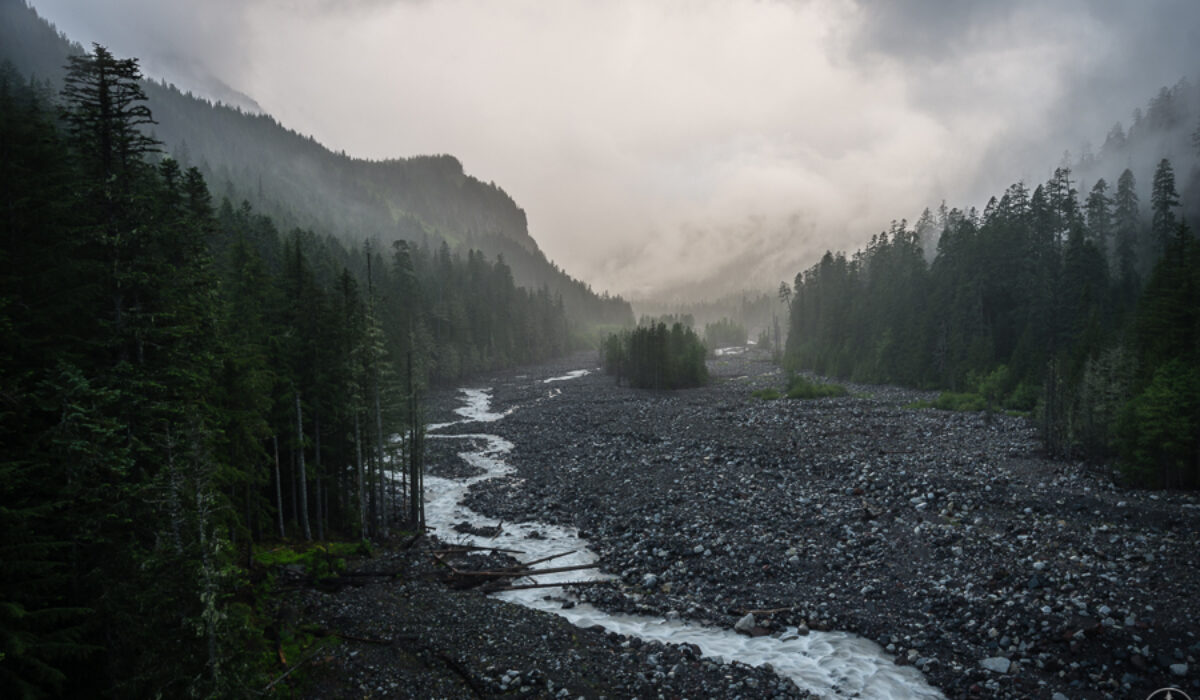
[601,322,708,389]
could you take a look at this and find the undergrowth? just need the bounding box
[751,374,848,400]
[785,375,848,399]
[246,540,375,696]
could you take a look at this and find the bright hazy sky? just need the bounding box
[28,0,1200,299]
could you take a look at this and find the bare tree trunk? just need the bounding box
[408,351,422,527]
[274,435,285,539]
[314,477,324,541]
[373,380,388,536]
[314,409,324,541]
[355,413,366,537]
[416,426,424,528]
[338,442,347,533]
[296,392,312,541]
[290,449,298,535]
[399,430,408,521]
[368,444,378,536]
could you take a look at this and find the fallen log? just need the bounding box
[484,579,613,592]
[426,545,525,555]
[521,549,576,567]
[735,605,796,616]
[452,562,599,579]
[438,547,599,590]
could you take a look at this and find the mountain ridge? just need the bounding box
[0,0,632,327]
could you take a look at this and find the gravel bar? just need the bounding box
[439,349,1200,699]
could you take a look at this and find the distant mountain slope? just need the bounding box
[1073,78,1200,224]
[0,0,632,327]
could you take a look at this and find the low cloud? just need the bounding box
[30,0,1200,299]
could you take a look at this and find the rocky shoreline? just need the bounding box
[441,349,1200,699]
[293,541,808,698]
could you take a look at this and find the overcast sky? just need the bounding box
[28,0,1200,299]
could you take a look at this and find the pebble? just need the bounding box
[445,350,1200,700]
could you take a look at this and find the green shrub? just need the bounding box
[931,391,988,412]
[256,541,366,580]
[1118,358,1200,488]
[785,375,848,399]
[1004,381,1039,412]
[751,388,781,400]
[907,391,988,412]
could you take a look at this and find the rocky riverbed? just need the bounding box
[293,542,808,698]
[437,348,1200,699]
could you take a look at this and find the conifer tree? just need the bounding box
[1112,168,1141,303]
[1084,178,1112,253]
[1151,158,1180,255]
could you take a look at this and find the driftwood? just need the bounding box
[521,549,576,567]
[427,545,525,555]
[483,579,613,593]
[437,548,602,592]
[450,562,599,579]
[735,605,797,616]
[262,643,330,693]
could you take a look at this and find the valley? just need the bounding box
[302,350,1200,698]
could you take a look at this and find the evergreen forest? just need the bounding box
[784,156,1199,488]
[2,3,1200,699]
[0,45,586,697]
[0,0,634,331]
[601,322,709,389]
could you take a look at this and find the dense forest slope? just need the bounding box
[0,36,598,694]
[0,0,632,328]
[0,4,629,695]
[1073,78,1200,225]
[785,82,1200,488]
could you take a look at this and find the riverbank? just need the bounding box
[292,539,808,698]
[292,352,815,698]
[450,349,1199,699]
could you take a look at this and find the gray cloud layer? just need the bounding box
[30,0,1200,299]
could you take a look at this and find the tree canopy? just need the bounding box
[784,159,1198,488]
[0,44,586,697]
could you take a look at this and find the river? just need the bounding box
[424,374,945,699]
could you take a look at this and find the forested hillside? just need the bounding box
[0,39,582,696]
[1074,78,1200,226]
[784,93,1200,487]
[0,0,633,330]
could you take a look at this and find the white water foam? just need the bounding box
[426,382,945,699]
[543,369,592,383]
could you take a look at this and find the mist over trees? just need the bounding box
[703,318,749,351]
[0,39,585,696]
[784,139,1198,486]
[1075,78,1200,226]
[0,0,634,332]
[634,291,785,343]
